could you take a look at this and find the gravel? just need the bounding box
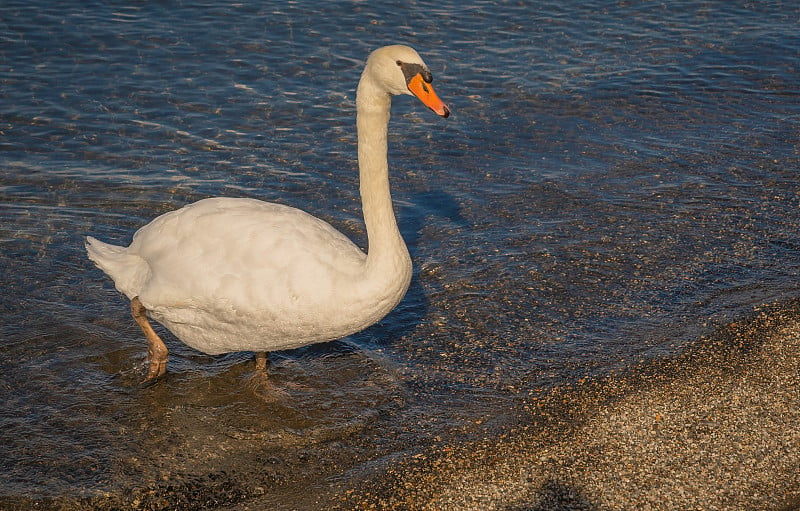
[316,301,800,511]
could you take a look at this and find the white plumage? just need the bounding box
[86,45,449,381]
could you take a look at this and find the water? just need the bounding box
[2,0,799,507]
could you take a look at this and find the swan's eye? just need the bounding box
[398,62,431,85]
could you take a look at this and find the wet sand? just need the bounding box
[233,301,800,511]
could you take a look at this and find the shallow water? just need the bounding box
[1,0,799,507]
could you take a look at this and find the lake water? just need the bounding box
[1,0,799,508]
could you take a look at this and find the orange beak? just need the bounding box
[408,73,450,118]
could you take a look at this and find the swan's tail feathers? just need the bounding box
[85,236,148,300]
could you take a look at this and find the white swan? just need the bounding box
[86,45,450,382]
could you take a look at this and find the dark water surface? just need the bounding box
[2,0,799,508]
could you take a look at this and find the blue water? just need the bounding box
[2,0,799,507]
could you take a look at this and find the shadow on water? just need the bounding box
[410,189,472,231]
[351,187,468,350]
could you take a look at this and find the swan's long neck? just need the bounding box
[356,74,412,285]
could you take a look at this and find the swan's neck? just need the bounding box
[356,78,411,282]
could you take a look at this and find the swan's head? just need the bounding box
[363,45,450,118]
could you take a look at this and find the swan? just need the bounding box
[85,45,450,382]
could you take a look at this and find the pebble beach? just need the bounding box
[231,301,800,511]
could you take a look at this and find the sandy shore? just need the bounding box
[294,301,800,511]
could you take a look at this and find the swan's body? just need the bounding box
[86,45,449,380]
[86,197,402,355]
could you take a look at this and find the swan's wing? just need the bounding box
[129,197,366,316]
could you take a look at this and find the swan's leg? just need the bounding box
[131,296,168,382]
[247,352,286,402]
[255,351,269,372]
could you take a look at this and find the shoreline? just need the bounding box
[4,301,800,511]
[319,300,800,510]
